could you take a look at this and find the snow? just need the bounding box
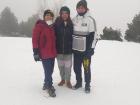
[0,37,140,105]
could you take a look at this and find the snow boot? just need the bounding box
[66,81,72,89]
[72,82,82,90]
[43,85,55,92]
[58,80,65,86]
[42,85,48,90]
[85,84,90,93]
[47,86,56,97]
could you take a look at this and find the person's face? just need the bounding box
[61,11,69,21]
[76,6,86,14]
[44,14,53,21]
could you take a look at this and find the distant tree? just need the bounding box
[19,14,38,37]
[125,12,140,42]
[101,27,123,41]
[0,7,18,36]
[18,21,26,37]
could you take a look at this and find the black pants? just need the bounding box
[73,53,91,85]
[42,58,55,88]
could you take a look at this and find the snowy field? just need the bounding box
[0,37,140,105]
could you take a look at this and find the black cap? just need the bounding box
[76,0,87,9]
[60,6,70,14]
[43,9,54,19]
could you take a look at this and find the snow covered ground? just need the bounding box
[0,37,140,105]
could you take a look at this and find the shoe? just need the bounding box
[42,85,48,90]
[72,82,82,90]
[66,81,72,89]
[58,80,65,86]
[48,86,55,92]
[85,84,90,93]
[42,85,55,91]
[47,86,56,97]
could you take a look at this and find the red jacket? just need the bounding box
[32,20,57,59]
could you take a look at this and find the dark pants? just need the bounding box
[42,58,55,88]
[74,53,91,85]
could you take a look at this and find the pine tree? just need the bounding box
[19,14,38,37]
[0,7,18,36]
[125,12,140,42]
[101,27,123,41]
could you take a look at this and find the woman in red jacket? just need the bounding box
[32,10,56,97]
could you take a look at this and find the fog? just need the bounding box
[0,0,140,34]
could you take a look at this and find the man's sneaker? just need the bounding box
[85,84,91,93]
[58,80,65,86]
[47,87,56,97]
[72,82,82,90]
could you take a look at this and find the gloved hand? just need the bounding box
[33,48,40,61]
[33,54,40,61]
[85,48,94,58]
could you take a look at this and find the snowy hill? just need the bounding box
[0,37,140,105]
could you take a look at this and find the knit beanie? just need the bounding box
[43,10,54,19]
[76,0,87,9]
[60,6,70,15]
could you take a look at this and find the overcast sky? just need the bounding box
[0,0,140,34]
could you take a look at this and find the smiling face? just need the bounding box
[76,5,86,14]
[61,11,69,21]
[44,14,53,21]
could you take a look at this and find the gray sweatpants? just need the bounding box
[57,54,72,81]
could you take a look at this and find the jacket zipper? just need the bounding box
[63,27,66,53]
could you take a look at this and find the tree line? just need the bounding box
[0,7,140,43]
[0,7,38,37]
